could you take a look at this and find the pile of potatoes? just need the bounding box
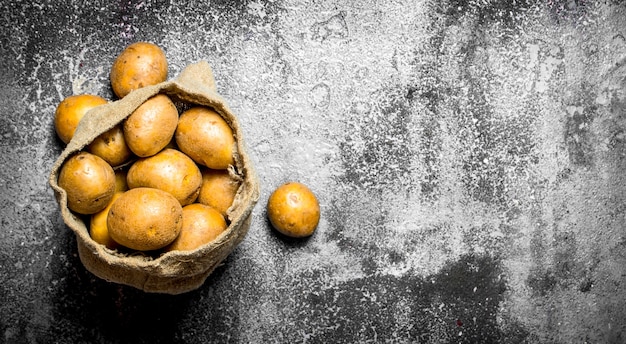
[55,42,241,254]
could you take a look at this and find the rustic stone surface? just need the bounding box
[1,0,626,343]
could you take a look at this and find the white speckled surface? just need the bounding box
[1,0,626,343]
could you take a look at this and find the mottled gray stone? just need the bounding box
[1,0,626,343]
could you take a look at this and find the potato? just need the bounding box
[175,106,235,169]
[197,168,241,216]
[57,152,116,215]
[114,169,129,193]
[54,94,107,144]
[165,203,227,252]
[87,124,132,167]
[89,192,122,250]
[127,148,202,206]
[110,41,168,98]
[267,182,320,238]
[123,94,178,157]
[107,187,183,251]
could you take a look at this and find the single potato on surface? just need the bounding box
[126,148,202,206]
[267,182,320,238]
[54,94,108,144]
[87,124,132,167]
[57,152,116,215]
[123,94,178,157]
[165,203,227,252]
[110,41,168,98]
[107,187,183,251]
[175,106,235,170]
[197,168,241,216]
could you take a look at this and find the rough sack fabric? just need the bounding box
[49,62,260,294]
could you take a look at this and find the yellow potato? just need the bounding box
[175,106,235,169]
[89,192,122,249]
[123,94,178,157]
[54,94,107,144]
[114,169,129,193]
[107,188,182,251]
[197,168,240,216]
[127,148,202,206]
[165,203,227,252]
[267,182,320,238]
[110,41,168,98]
[57,152,116,215]
[87,124,133,167]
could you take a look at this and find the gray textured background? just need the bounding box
[2,0,626,343]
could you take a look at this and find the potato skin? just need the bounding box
[87,124,132,167]
[127,148,202,206]
[267,182,320,238]
[165,203,227,252]
[54,94,107,144]
[58,152,116,215]
[107,188,183,251]
[110,41,168,98]
[175,106,235,169]
[197,168,240,216]
[114,169,129,193]
[123,94,178,157]
[89,192,122,249]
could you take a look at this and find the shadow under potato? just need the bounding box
[264,215,314,248]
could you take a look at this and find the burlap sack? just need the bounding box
[49,61,260,294]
